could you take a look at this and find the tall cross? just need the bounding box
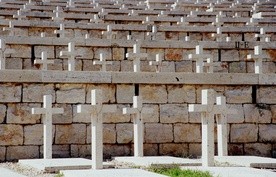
[77,90,117,169]
[0,39,15,70]
[247,45,267,74]
[101,25,117,40]
[188,89,236,166]
[149,54,167,73]
[255,28,270,42]
[93,53,113,72]
[126,41,148,72]
[211,16,224,28]
[60,42,81,71]
[54,23,68,38]
[123,96,153,157]
[188,45,213,73]
[34,51,54,70]
[32,95,64,159]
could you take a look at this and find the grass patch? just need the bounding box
[149,166,214,177]
[55,172,64,177]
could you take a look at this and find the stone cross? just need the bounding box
[52,6,64,22]
[212,16,224,28]
[177,17,189,26]
[93,53,113,72]
[34,51,54,70]
[255,28,270,42]
[211,27,231,42]
[146,25,157,40]
[67,0,75,8]
[89,14,103,24]
[13,10,26,20]
[101,25,117,40]
[32,95,64,159]
[123,96,153,157]
[187,9,199,18]
[149,54,167,73]
[247,45,267,74]
[188,45,213,73]
[60,42,81,71]
[54,23,68,38]
[126,41,148,72]
[77,89,117,169]
[246,18,259,26]
[188,89,236,166]
[128,10,138,16]
[0,39,15,70]
[3,21,17,36]
[142,16,154,25]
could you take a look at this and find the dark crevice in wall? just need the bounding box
[135,84,139,96]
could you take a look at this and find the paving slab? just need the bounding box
[182,166,276,177]
[0,168,27,177]
[215,156,276,169]
[114,156,201,167]
[19,158,111,173]
[61,168,167,177]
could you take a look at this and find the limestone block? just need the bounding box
[116,123,133,144]
[227,104,244,123]
[174,124,201,143]
[83,59,120,71]
[0,84,21,102]
[145,123,173,143]
[6,146,39,161]
[165,31,179,40]
[189,112,201,123]
[244,143,272,157]
[10,45,31,58]
[202,32,213,41]
[267,49,276,60]
[56,84,86,103]
[196,86,224,103]
[23,58,39,70]
[52,145,70,158]
[230,124,258,143]
[228,144,244,155]
[53,104,73,124]
[63,59,83,71]
[55,124,86,144]
[23,84,55,102]
[103,144,130,159]
[0,125,23,145]
[272,105,276,123]
[189,33,203,41]
[76,47,94,59]
[87,124,116,144]
[140,85,167,103]
[6,58,23,69]
[159,143,188,157]
[93,48,112,61]
[183,49,194,60]
[221,50,239,61]
[103,104,131,123]
[179,32,188,40]
[238,50,250,61]
[247,62,276,74]
[225,86,252,103]
[131,32,145,40]
[74,29,88,38]
[34,46,55,58]
[28,27,44,37]
[0,147,5,162]
[229,33,242,41]
[188,143,201,158]
[24,124,42,145]
[86,84,115,103]
[141,104,159,123]
[244,33,255,42]
[144,144,158,156]
[0,104,6,123]
[168,85,196,103]
[7,103,41,124]
[88,30,102,39]
[116,31,129,40]
[175,61,193,72]
[112,47,125,61]
[160,104,188,123]
[259,124,276,142]
[165,48,183,61]
[71,144,91,158]
[120,60,133,72]
[257,86,276,104]
[147,49,165,61]
[140,61,156,72]
[229,62,246,73]
[116,84,134,103]
[244,104,272,123]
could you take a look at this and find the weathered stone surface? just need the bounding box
[174,124,201,143]
[71,144,91,158]
[7,103,41,124]
[6,146,39,161]
[103,144,130,159]
[165,31,179,40]
[188,143,201,158]
[10,45,31,58]
[196,85,225,103]
[52,104,73,124]
[145,123,173,143]
[188,112,201,123]
[87,124,116,144]
[0,104,6,124]
[0,147,6,162]
[175,61,193,72]
[6,58,23,69]
[272,105,276,123]
[168,85,196,103]
[144,144,159,156]
[257,86,276,104]
[24,124,42,145]
[244,143,272,157]
[23,84,55,102]
[244,104,272,123]
[159,143,188,157]
[116,123,133,144]
[116,84,134,103]
[112,47,125,60]
[147,49,164,61]
[230,124,258,143]
[165,48,183,61]
[259,124,276,142]
[221,50,239,61]
[225,86,252,103]
[229,62,246,73]
[228,144,244,155]
[140,85,167,103]
[247,62,276,74]
[34,46,55,58]
[0,125,23,146]
[56,84,86,103]
[86,84,116,104]
[93,48,112,61]
[104,104,131,123]
[0,84,21,102]
[160,104,188,123]
[141,104,159,123]
[55,124,86,144]
[227,104,245,123]
[51,145,70,158]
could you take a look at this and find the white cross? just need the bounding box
[247,45,268,74]
[146,25,157,40]
[188,89,236,166]
[0,39,15,70]
[93,53,113,72]
[52,6,64,22]
[32,95,64,159]
[212,16,224,28]
[67,0,75,8]
[246,18,259,26]
[60,42,82,71]
[77,90,116,169]
[54,23,68,38]
[177,17,189,26]
[187,9,199,17]
[89,14,103,24]
[142,16,154,25]
[123,96,153,157]
[98,8,108,18]
[13,10,26,20]
[188,45,213,73]
[101,25,117,40]
[128,10,138,16]
[149,54,167,73]
[211,27,231,42]
[34,51,54,71]
[3,21,17,36]
[126,41,148,72]
[255,28,270,42]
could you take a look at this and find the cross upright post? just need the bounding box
[142,16,154,25]
[54,23,68,38]
[52,6,64,22]
[247,45,267,74]
[3,21,17,36]
[93,53,113,72]
[0,39,15,70]
[101,25,117,40]
[255,28,270,42]
[146,25,157,40]
[34,51,54,70]
[126,41,148,72]
[32,95,64,159]
[13,10,26,21]
[60,42,82,71]
[149,53,167,73]
[177,17,189,26]
[188,45,213,73]
[77,90,117,169]
[211,27,231,42]
[89,14,103,24]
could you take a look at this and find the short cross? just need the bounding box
[247,45,267,74]
[211,27,231,42]
[177,17,189,26]
[89,14,103,24]
[188,45,213,73]
[34,51,54,71]
[60,42,82,71]
[255,28,270,42]
[93,53,113,72]
[54,23,68,38]
[128,10,138,16]
[77,90,117,169]
[126,41,148,72]
[187,9,199,18]
[13,10,26,21]
[101,25,117,40]
[142,16,154,25]
[66,0,75,8]
[3,21,17,36]
[123,96,153,157]
[211,16,224,28]
[149,54,167,73]
[52,6,64,22]
[32,95,64,159]
[246,18,259,26]
[146,25,157,40]
[0,39,15,70]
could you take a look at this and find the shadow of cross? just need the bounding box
[77,89,117,170]
[188,89,237,167]
[123,96,154,157]
[31,95,64,159]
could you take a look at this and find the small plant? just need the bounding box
[55,172,64,177]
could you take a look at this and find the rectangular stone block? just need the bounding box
[6,146,39,161]
[272,105,276,123]
[10,45,31,58]
[142,104,159,123]
[257,86,276,104]
[0,84,21,102]
[145,123,173,143]
[116,84,134,103]
[144,144,159,156]
[174,124,201,143]
[221,50,239,61]
[140,85,167,103]
[56,84,86,103]
[225,86,252,103]
[175,61,193,72]
[0,125,23,146]
[23,84,55,102]
[227,104,245,123]
[230,124,258,143]
[160,104,188,123]
[24,124,43,145]
[34,46,55,58]
[112,47,125,61]
[86,84,116,104]
[55,124,86,144]
[103,144,130,159]
[146,48,165,61]
[244,143,272,157]
[116,123,133,144]
[87,124,116,144]
[229,62,246,73]
[6,58,23,69]
[53,104,73,124]
[259,124,276,142]
[188,143,201,158]
[244,104,272,123]
[0,104,6,123]
[165,48,183,61]
[0,147,5,162]
[159,143,188,157]
[71,144,91,158]
[168,85,196,103]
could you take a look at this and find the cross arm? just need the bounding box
[123,107,139,115]
[77,105,97,114]
[188,104,208,113]
[31,108,46,115]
